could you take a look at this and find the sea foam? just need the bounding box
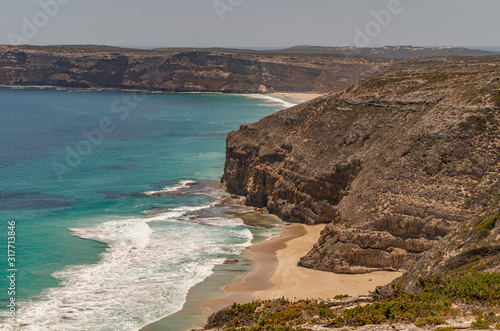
[241,94,299,109]
[6,202,253,331]
[141,179,197,196]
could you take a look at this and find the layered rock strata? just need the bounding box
[0,45,384,93]
[222,57,500,273]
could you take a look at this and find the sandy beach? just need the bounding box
[271,93,325,102]
[201,224,306,314]
[203,223,403,314]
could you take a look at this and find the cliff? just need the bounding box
[387,197,500,295]
[222,56,500,274]
[2,45,495,94]
[0,45,386,94]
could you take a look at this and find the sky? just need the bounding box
[0,0,499,48]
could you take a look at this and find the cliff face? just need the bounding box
[222,57,500,273]
[0,45,384,93]
[390,197,500,293]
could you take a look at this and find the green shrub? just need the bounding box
[482,213,499,231]
[414,316,446,326]
[442,272,500,303]
[471,316,490,329]
[208,272,500,330]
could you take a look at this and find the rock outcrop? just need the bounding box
[388,197,500,294]
[222,56,500,273]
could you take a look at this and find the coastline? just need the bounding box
[253,225,403,300]
[143,222,403,331]
[270,92,324,102]
[0,85,323,102]
[4,86,317,331]
[201,224,306,315]
[203,223,403,313]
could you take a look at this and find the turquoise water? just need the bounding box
[0,88,296,330]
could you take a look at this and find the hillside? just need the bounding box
[206,272,500,330]
[277,45,498,58]
[209,55,500,331]
[389,197,500,294]
[222,56,500,274]
[0,45,386,94]
[0,45,497,94]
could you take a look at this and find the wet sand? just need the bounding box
[202,224,306,315]
[144,223,402,330]
[203,224,402,313]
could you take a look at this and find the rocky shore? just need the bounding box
[3,44,498,329]
[222,56,500,274]
[205,55,500,331]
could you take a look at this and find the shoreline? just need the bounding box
[0,85,323,101]
[203,223,403,313]
[143,222,403,331]
[201,224,306,315]
[270,92,325,102]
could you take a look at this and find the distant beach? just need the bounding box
[271,93,325,102]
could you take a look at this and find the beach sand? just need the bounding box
[254,224,403,300]
[201,224,306,314]
[271,93,325,102]
[203,224,403,314]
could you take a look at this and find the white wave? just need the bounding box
[241,94,299,109]
[222,228,254,253]
[142,203,215,219]
[150,204,215,220]
[11,210,253,331]
[0,321,14,330]
[198,152,225,158]
[70,218,152,249]
[168,204,213,213]
[197,216,245,227]
[141,179,197,196]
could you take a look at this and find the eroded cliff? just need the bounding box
[222,57,500,273]
[387,197,500,295]
[0,45,385,93]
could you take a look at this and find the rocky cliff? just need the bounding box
[222,56,500,273]
[0,45,385,93]
[388,197,500,294]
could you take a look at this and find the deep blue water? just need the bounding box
[0,88,296,330]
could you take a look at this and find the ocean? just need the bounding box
[0,88,297,330]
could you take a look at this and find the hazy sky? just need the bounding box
[1,0,499,48]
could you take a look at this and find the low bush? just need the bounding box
[206,272,500,330]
